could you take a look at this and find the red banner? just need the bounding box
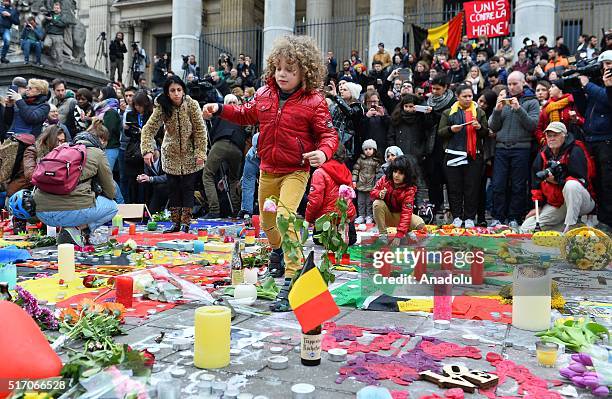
[464,0,510,39]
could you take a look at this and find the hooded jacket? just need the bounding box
[305,159,356,224]
[5,93,50,137]
[370,175,417,238]
[488,87,540,149]
[352,154,381,191]
[220,81,338,174]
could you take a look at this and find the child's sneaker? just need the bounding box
[452,217,463,228]
[355,216,365,224]
[464,219,475,228]
[365,216,373,224]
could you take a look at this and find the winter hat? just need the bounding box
[362,139,377,151]
[384,146,404,160]
[343,82,362,101]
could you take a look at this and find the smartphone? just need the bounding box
[567,56,576,64]
[9,85,18,92]
[415,105,430,113]
[502,98,513,104]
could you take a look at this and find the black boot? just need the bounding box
[348,223,357,246]
[180,207,192,233]
[163,207,182,233]
[270,278,292,312]
[268,248,285,278]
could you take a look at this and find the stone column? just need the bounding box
[263,0,296,62]
[306,0,332,54]
[171,0,203,75]
[513,0,555,60]
[119,22,132,84]
[368,0,404,66]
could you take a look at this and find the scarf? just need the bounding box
[94,98,119,118]
[544,95,571,122]
[74,132,103,149]
[469,75,480,94]
[449,101,478,160]
[427,89,454,111]
[399,110,420,124]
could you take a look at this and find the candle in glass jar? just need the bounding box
[245,230,256,245]
[193,240,205,254]
[112,214,123,228]
[115,276,133,307]
[129,223,136,235]
[433,270,452,322]
[194,306,231,369]
[57,243,76,282]
[536,341,558,367]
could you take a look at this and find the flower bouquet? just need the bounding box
[562,227,611,270]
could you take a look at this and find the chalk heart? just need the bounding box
[0,301,63,398]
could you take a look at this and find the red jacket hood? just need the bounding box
[321,159,353,186]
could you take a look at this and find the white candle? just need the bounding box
[57,243,76,282]
[535,200,540,223]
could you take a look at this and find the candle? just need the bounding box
[111,227,119,236]
[0,263,17,289]
[470,257,484,285]
[441,251,454,271]
[193,240,205,254]
[536,341,558,367]
[129,223,136,235]
[243,268,258,284]
[57,243,76,282]
[194,306,231,369]
[198,229,208,237]
[413,248,427,281]
[433,270,452,322]
[251,215,260,237]
[112,214,123,228]
[245,231,255,245]
[115,276,133,307]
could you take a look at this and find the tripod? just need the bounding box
[94,33,109,74]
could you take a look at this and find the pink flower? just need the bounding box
[339,184,356,200]
[263,199,278,212]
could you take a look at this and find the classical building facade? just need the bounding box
[78,0,611,84]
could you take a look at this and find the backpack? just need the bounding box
[0,134,36,184]
[32,144,88,195]
[541,140,597,200]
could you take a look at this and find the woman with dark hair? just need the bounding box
[35,124,67,160]
[476,89,499,226]
[74,88,94,133]
[413,61,430,88]
[371,155,425,246]
[124,92,154,203]
[141,75,207,232]
[94,86,122,170]
[438,84,489,228]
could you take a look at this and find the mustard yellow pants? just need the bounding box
[258,170,309,277]
[373,199,425,235]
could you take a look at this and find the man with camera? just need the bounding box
[21,16,43,66]
[43,1,66,69]
[576,50,612,230]
[0,0,19,63]
[522,122,595,232]
[109,32,127,83]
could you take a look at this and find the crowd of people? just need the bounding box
[1,27,612,309]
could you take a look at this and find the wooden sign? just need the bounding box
[420,364,499,392]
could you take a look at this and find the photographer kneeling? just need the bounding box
[522,122,595,232]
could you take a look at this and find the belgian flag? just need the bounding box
[288,251,340,332]
[412,12,464,58]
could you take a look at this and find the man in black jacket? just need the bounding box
[0,0,19,63]
[109,32,127,82]
[43,2,66,68]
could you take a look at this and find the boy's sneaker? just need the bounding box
[452,217,463,228]
[236,210,251,219]
[464,219,475,228]
[354,216,365,224]
[365,216,373,224]
[57,227,84,247]
[490,219,502,228]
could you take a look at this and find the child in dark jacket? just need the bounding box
[352,139,380,224]
[371,156,425,246]
[306,144,357,246]
[202,35,338,312]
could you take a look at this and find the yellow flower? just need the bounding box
[593,243,607,256]
[576,259,592,270]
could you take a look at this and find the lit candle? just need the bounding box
[194,306,231,369]
[129,223,136,235]
[115,276,133,307]
[470,257,484,285]
[57,243,76,282]
[536,341,558,367]
[193,240,205,254]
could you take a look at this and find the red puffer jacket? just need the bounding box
[305,159,356,223]
[370,176,417,238]
[220,82,338,174]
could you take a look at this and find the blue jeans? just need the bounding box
[1,28,10,59]
[37,196,118,232]
[21,39,41,63]
[114,181,125,204]
[240,155,260,213]
[491,148,531,222]
[105,148,120,172]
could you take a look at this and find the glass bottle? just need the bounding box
[300,325,322,366]
[230,241,244,285]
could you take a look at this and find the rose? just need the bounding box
[263,198,278,212]
[82,275,97,288]
[140,349,155,368]
[338,184,356,200]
